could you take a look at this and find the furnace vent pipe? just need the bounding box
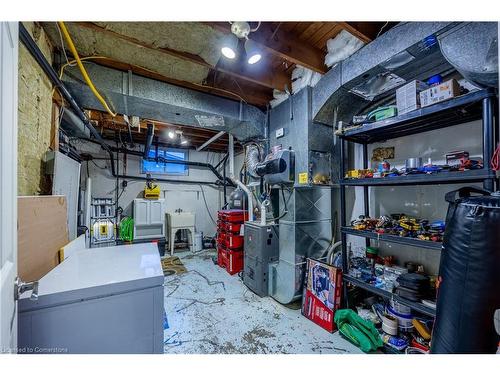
[245,144,261,178]
[228,135,254,222]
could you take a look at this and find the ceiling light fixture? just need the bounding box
[174,130,189,145]
[221,34,238,59]
[221,22,262,65]
[230,22,252,39]
[245,39,262,65]
[168,130,175,139]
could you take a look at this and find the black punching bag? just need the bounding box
[431,187,500,353]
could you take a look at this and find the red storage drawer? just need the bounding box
[216,245,243,275]
[217,209,249,223]
[224,233,244,249]
[217,231,226,244]
[217,246,227,268]
[220,221,242,234]
[225,249,244,275]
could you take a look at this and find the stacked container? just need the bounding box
[216,209,248,275]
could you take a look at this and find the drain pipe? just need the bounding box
[228,134,253,222]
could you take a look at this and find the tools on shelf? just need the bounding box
[341,293,435,353]
[338,88,496,348]
[349,214,445,243]
[345,152,483,181]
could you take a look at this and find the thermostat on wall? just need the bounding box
[275,128,285,138]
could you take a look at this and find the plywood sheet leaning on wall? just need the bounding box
[18,195,69,282]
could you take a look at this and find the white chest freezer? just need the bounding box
[18,243,164,354]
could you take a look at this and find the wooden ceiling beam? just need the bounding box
[101,126,229,145]
[99,129,231,152]
[336,22,372,44]
[72,22,289,91]
[88,112,229,138]
[90,111,231,145]
[206,22,328,74]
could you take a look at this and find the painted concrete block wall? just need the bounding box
[79,141,232,236]
[17,22,54,195]
[346,119,483,275]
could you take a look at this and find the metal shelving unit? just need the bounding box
[343,275,436,317]
[338,89,498,317]
[341,227,442,251]
[340,169,495,187]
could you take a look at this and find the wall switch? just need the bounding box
[275,128,285,138]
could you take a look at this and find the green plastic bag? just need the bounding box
[334,309,383,353]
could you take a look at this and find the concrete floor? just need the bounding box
[162,249,362,354]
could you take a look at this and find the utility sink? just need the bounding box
[167,212,195,228]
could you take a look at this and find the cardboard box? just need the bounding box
[301,258,342,332]
[18,196,69,282]
[445,150,469,167]
[396,80,428,115]
[419,79,460,108]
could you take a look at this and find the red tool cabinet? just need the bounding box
[216,209,246,275]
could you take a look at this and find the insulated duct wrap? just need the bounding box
[439,22,498,88]
[245,144,262,178]
[61,63,266,141]
[431,187,500,354]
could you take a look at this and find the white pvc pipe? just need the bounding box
[260,200,268,226]
[228,134,254,222]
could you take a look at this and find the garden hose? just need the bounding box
[119,217,134,242]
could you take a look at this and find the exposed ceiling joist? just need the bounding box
[206,22,328,74]
[337,22,372,44]
[73,22,290,91]
[86,110,234,151]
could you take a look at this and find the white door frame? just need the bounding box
[0,21,19,353]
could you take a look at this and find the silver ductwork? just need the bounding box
[267,88,336,305]
[245,144,262,178]
[312,22,457,126]
[312,22,498,127]
[61,63,266,141]
[439,22,498,88]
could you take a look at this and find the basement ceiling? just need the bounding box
[44,21,396,152]
[85,109,241,153]
[42,21,394,108]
